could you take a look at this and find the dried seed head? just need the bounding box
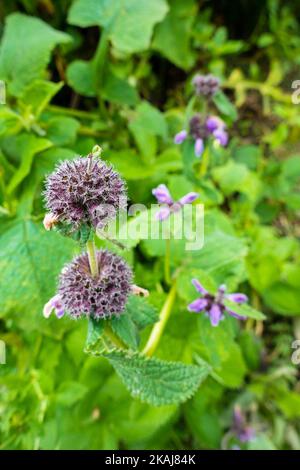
[58,249,133,320]
[44,156,127,232]
[192,74,220,97]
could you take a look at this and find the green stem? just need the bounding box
[143,283,177,357]
[86,238,99,277]
[47,105,99,120]
[92,29,109,116]
[199,145,210,177]
[164,238,171,285]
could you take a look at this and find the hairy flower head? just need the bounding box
[44,155,127,232]
[58,249,133,319]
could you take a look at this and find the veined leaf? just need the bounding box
[104,350,210,406]
[68,0,169,54]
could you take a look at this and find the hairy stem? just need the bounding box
[143,283,177,357]
[86,238,99,277]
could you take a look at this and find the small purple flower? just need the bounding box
[152,184,198,221]
[232,406,256,443]
[206,116,224,133]
[194,138,204,157]
[213,128,228,147]
[174,130,187,144]
[43,294,65,319]
[152,184,173,205]
[188,279,248,327]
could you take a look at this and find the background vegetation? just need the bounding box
[0,0,300,450]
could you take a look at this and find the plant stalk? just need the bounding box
[164,238,171,285]
[86,238,99,277]
[143,283,177,357]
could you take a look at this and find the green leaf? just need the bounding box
[56,381,88,407]
[222,299,265,320]
[0,13,71,96]
[0,218,76,321]
[68,0,169,54]
[212,90,237,121]
[124,295,158,330]
[152,0,196,70]
[104,350,210,406]
[7,133,52,194]
[85,317,105,350]
[111,315,139,349]
[66,60,96,97]
[46,116,80,146]
[102,68,139,106]
[20,80,63,118]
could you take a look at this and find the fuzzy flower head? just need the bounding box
[232,406,256,443]
[56,249,133,320]
[192,74,220,97]
[174,114,228,158]
[44,154,127,233]
[188,279,248,327]
[152,184,198,221]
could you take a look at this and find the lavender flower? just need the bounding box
[57,249,133,320]
[232,406,256,443]
[44,155,127,233]
[152,184,198,221]
[43,294,65,319]
[188,279,248,327]
[192,74,220,97]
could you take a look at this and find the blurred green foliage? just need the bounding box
[0,0,300,450]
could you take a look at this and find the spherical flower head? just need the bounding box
[44,155,127,232]
[58,249,133,320]
[192,74,220,97]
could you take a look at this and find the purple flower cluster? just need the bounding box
[188,279,248,327]
[44,155,127,232]
[232,406,256,443]
[152,184,198,221]
[192,74,220,97]
[56,249,133,320]
[174,114,228,158]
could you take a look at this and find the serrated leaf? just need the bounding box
[223,299,265,320]
[104,350,210,406]
[111,315,139,349]
[68,0,169,54]
[124,295,158,329]
[0,13,71,96]
[85,317,105,350]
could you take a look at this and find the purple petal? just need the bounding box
[225,308,247,320]
[213,128,228,146]
[239,427,256,443]
[43,299,54,319]
[155,206,171,221]
[209,304,223,327]
[152,184,173,205]
[191,278,208,295]
[55,309,65,319]
[206,116,220,133]
[188,298,208,313]
[174,130,187,144]
[227,293,248,304]
[194,138,204,157]
[178,192,199,205]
